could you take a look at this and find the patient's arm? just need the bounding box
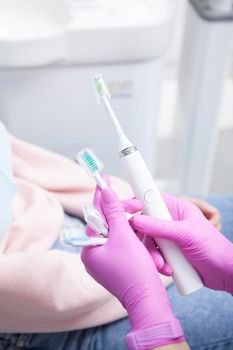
[182,196,221,230]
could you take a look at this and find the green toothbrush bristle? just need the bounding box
[82,151,99,172]
[94,74,110,99]
[95,79,104,95]
[77,148,104,176]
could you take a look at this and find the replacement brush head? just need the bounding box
[77,148,104,177]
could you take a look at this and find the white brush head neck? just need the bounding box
[118,134,134,152]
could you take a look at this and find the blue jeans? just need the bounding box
[0,196,233,350]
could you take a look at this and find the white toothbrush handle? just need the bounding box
[120,150,203,295]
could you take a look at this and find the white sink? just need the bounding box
[0,0,71,67]
[0,0,172,67]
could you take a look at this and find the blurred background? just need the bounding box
[0,0,232,195]
[158,0,233,195]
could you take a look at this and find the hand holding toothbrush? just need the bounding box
[81,186,186,350]
[89,174,173,278]
[94,74,203,295]
[130,193,233,294]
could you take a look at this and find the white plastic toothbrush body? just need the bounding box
[120,150,204,295]
[93,171,108,190]
[101,95,133,151]
[94,74,203,295]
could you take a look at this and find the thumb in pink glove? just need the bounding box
[130,193,233,294]
[81,187,184,349]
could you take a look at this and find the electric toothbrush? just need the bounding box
[93,74,203,295]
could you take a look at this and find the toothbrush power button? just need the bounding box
[144,189,158,204]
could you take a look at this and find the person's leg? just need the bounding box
[25,319,130,350]
[168,285,233,350]
[0,322,130,350]
[0,318,130,350]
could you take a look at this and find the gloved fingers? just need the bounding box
[144,236,163,269]
[93,181,140,241]
[94,175,141,219]
[101,187,130,238]
[161,192,196,221]
[134,230,144,241]
[86,224,105,238]
[92,178,110,232]
[127,210,144,241]
[93,185,102,213]
[121,198,143,214]
[102,174,111,186]
[92,185,109,232]
[81,243,104,269]
[93,174,111,212]
[144,236,173,276]
[95,191,142,215]
[159,263,173,276]
[160,192,183,220]
[82,224,106,262]
[130,214,186,245]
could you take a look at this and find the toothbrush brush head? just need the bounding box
[93,74,111,100]
[77,148,104,177]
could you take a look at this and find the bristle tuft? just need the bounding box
[77,148,104,176]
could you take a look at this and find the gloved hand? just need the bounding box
[82,187,184,349]
[87,175,173,278]
[130,193,233,294]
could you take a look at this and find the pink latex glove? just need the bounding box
[130,193,233,295]
[87,175,172,278]
[82,187,184,349]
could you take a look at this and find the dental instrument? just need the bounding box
[94,74,204,295]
